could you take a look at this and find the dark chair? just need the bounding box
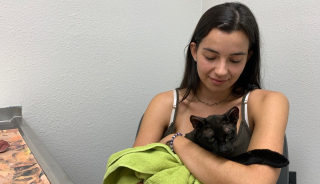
[136,115,293,184]
[277,136,289,184]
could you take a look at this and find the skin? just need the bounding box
[133,29,289,184]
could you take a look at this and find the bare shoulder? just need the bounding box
[249,89,289,110]
[147,90,176,119]
[249,89,288,99]
[133,90,175,147]
[151,90,175,107]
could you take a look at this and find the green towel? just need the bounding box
[103,143,202,184]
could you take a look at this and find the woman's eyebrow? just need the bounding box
[203,47,247,56]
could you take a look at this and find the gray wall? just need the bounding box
[0,1,201,184]
[203,1,319,184]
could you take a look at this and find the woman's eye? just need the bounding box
[230,60,241,63]
[205,56,216,61]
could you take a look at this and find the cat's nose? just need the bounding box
[220,145,228,153]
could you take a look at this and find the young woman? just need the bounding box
[133,2,289,184]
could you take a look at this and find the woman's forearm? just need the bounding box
[173,136,280,184]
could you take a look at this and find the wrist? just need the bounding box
[171,135,196,155]
[167,133,183,153]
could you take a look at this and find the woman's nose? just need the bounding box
[214,60,228,76]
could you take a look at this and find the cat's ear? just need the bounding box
[225,106,239,125]
[190,115,206,130]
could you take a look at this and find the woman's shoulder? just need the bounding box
[249,89,289,105]
[147,90,176,116]
[248,89,289,126]
[152,88,187,103]
[151,89,175,105]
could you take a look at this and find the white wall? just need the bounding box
[202,1,319,183]
[3,1,317,183]
[0,1,201,184]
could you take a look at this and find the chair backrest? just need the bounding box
[277,135,289,184]
[136,115,289,184]
[135,114,144,139]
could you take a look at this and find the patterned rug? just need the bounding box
[0,129,50,184]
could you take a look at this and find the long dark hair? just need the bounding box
[179,2,261,101]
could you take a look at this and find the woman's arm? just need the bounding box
[133,90,174,147]
[162,90,289,184]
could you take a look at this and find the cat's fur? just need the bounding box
[185,106,239,158]
[185,106,289,168]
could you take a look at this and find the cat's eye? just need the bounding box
[226,135,233,140]
[209,138,215,142]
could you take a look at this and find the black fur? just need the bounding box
[185,106,239,157]
[230,149,289,168]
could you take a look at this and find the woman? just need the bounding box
[134,2,289,184]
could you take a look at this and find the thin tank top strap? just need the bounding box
[169,89,179,127]
[161,89,179,138]
[242,91,251,129]
[241,88,257,130]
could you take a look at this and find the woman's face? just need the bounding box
[191,28,251,93]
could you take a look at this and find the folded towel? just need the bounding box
[103,143,202,184]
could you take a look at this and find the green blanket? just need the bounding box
[103,143,202,184]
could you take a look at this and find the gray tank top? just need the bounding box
[161,89,253,157]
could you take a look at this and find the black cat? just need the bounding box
[185,106,289,168]
[185,106,239,157]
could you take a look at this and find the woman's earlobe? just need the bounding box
[190,42,197,62]
[247,51,253,61]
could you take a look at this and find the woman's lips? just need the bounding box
[210,77,227,85]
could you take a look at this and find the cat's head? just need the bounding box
[190,106,239,157]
